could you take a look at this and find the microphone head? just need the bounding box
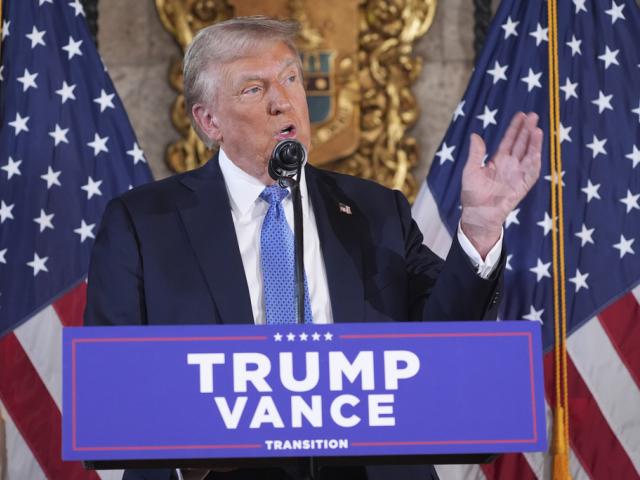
[269,140,307,185]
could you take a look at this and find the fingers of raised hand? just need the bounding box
[496,112,526,155]
[464,133,487,175]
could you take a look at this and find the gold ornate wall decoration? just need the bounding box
[155,0,435,200]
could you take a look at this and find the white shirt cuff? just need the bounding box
[456,223,503,279]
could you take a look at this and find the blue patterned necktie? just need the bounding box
[260,185,313,324]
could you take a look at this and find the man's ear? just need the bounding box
[192,104,222,143]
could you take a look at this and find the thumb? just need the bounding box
[465,133,487,174]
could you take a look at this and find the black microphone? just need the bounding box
[268,139,307,188]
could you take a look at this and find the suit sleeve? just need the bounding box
[393,190,504,321]
[84,198,147,326]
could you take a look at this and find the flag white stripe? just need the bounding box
[412,184,453,259]
[568,316,640,474]
[435,464,487,480]
[632,285,640,304]
[12,306,64,410]
[0,400,47,480]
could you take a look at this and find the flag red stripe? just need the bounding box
[0,333,99,480]
[544,348,638,479]
[480,453,537,480]
[53,281,88,327]
[596,292,640,389]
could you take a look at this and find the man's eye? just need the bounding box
[287,74,297,83]
[243,86,261,95]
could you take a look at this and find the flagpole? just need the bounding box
[547,0,571,478]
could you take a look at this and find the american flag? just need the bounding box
[0,1,152,478]
[413,0,640,478]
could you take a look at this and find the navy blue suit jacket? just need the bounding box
[84,156,504,480]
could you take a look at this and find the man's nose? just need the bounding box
[268,84,293,115]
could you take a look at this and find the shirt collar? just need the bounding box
[218,147,309,217]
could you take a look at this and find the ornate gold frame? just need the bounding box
[155,0,435,200]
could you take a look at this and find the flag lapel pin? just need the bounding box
[338,202,352,215]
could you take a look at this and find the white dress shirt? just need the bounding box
[218,148,502,325]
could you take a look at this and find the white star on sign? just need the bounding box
[530,258,551,282]
[573,0,587,13]
[592,90,613,114]
[286,332,296,341]
[68,0,85,16]
[26,25,46,48]
[598,46,620,69]
[620,189,640,213]
[49,123,70,146]
[1,20,10,41]
[436,142,455,164]
[93,89,115,112]
[39,0,53,5]
[633,101,640,123]
[586,135,607,158]
[0,65,4,82]
[56,81,76,103]
[501,16,519,39]
[33,209,55,232]
[273,332,283,342]
[566,35,582,56]
[8,113,29,136]
[523,306,544,323]
[74,219,96,242]
[521,68,542,92]
[477,105,498,129]
[0,201,14,223]
[62,36,83,59]
[613,234,635,259]
[312,332,321,341]
[559,123,572,144]
[1,156,22,179]
[27,253,49,277]
[299,333,308,341]
[87,133,109,156]
[625,145,640,169]
[505,208,520,228]
[529,23,548,46]
[575,224,595,247]
[17,68,38,92]
[81,176,103,199]
[537,212,554,236]
[581,180,601,202]
[569,269,589,292]
[559,78,578,100]
[605,1,625,24]
[0,248,6,264]
[324,332,333,341]
[487,61,508,84]
[453,100,465,121]
[127,142,147,164]
[41,166,62,189]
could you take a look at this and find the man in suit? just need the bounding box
[85,16,542,480]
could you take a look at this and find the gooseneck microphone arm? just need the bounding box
[268,140,307,325]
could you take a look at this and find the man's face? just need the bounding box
[205,41,311,184]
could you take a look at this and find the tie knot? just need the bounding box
[260,185,289,205]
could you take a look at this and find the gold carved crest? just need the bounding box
[155,0,435,200]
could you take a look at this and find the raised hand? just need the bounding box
[460,112,543,258]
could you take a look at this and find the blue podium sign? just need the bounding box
[62,321,546,461]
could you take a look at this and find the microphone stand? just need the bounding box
[291,161,305,326]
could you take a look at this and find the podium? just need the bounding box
[62,321,546,472]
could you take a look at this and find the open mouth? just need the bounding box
[276,124,296,140]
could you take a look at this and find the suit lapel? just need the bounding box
[306,166,364,323]
[177,157,254,325]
